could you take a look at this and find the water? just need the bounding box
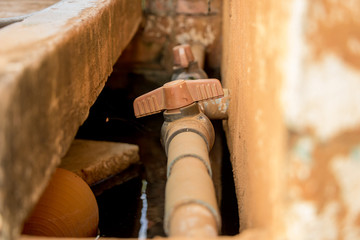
[138,180,148,240]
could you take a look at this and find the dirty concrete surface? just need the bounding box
[222,0,360,239]
[0,1,142,239]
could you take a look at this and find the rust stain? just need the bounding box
[306,0,360,69]
[355,213,360,227]
[222,0,289,234]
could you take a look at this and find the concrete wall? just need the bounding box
[113,0,223,85]
[0,1,142,239]
[222,0,360,239]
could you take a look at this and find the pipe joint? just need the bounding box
[198,88,230,120]
[161,103,215,155]
[166,132,212,179]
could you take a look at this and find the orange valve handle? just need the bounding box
[133,79,224,118]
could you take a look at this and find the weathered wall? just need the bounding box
[283,1,360,239]
[0,0,59,18]
[222,0,360,239]
[0,1,141,239]
[113,0,223,86]
[222,0,287,235]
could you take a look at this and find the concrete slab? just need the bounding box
[0,0,60,18]
[0,0,142,239]
[60,139,139,185]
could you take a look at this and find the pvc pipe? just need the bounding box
[167,131,212,177]
[164,131,220,237]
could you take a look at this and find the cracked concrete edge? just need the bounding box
[0,0,142,239]
[60,139,140,185]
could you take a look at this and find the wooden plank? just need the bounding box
[0,0,142,239]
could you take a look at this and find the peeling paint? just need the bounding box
[144,14,217,47]
[292,137,314,164]
[286,127,360,240]
[143,15,174,38]
[285,201,339,240]
[283,0,360,141]
[285,54,360,140]
[306,0,360,70]
[350,145,360,161]
[176,25,215,47]
[223,0,360,238]
[332,155,360,239]
[282,0,307,135]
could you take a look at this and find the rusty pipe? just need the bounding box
[162,104,221,237]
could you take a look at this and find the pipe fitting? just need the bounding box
[161,103,215,156]
[133,79,224,118]
[132,77,224,238]
[198,88,230,120]
[167,130,212,178]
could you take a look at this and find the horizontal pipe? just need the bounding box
[198,88,230,120]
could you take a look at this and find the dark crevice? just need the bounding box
[220,128,240,235]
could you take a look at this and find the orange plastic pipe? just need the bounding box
[164,131,221,237]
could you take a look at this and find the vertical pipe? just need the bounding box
[191,43,206,70]
[164,131,220,237]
